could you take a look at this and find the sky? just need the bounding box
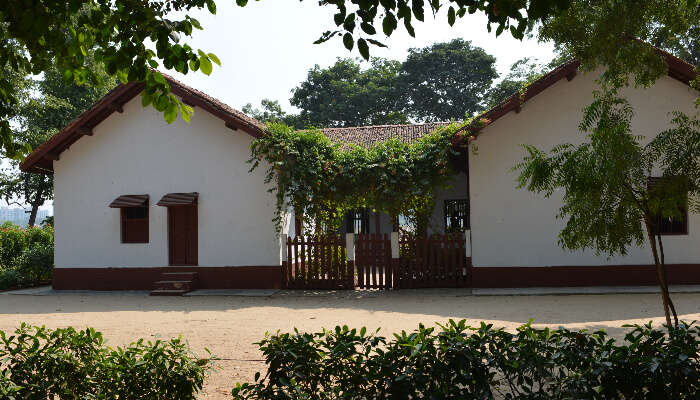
[166,1,556,113]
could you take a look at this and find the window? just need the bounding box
[346,208,369,234]
[648,177,688,235]
[445,199,469,233]
[121,206,149,243]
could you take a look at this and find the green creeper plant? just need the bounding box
[248,122,465,235]
[515,90,700,327]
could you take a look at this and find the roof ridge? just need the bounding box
[321,121,452,131]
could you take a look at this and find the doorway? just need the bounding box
[168,205,198,266]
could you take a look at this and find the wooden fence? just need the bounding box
[396,233,469,288]
[284,234,353,289]
[284,232,470,290]
[355,233,392,289]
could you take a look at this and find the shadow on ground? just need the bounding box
[1,286,698,328]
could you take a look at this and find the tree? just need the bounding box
[290,58,408,127]
[484,52,572,109]
[515,91,700,327]
[1,61,117,226]
[400,39,497,121]
[650,5,700,67]
[536,0,699,93]
[242,99,288,124]
[485,58,546,109]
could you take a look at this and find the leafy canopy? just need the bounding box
[248,122,465,234]
[290,58,408,127]
[401,39,498,121]
[537,0,699,92]
[0,59,117,226]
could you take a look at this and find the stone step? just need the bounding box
[161,272,198,281]
[150,289,190,296]
[153,280,193,292]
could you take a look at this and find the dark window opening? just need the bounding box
[445,199,469,233]
[648,177,688,236]
[346,208,370,234]
[121,206,149,243]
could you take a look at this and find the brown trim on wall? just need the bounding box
[471,264,700,288]
[52,266,283,290]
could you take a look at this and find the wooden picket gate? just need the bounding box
[355,233,392,289]
[396,233,469,288]
[284,233,469,290]
[284,235,353,289]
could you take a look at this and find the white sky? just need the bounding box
[165,1,555,113]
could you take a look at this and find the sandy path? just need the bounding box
[1,289,699,399]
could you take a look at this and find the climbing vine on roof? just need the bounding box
[248,122,468,235]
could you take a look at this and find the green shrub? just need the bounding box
[232,320,700,399]
[25,225,53,248]
[0,324,211,399]
[0,224,28,268]
[14,244,53,284]
[0,268,23,290]
[0,223,54,287]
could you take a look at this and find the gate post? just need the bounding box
[281,234,288,287]
[390,232,399,290]
[346,233,355,288]
[464,230,471,257]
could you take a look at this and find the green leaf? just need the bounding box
[236,0,248,5]
[200,56,213,75]
[152,72,166,85]
[412,0,424,21]
[343,14,356,32]
[164,103,178,123]
[357,38,369,60]
[180,103,194,123]
[206,0,216,14]
[360,22,376,35]
[343,33,354,51]
[382,13,397,36]
[448,7,456,26]
[208,53,221,66]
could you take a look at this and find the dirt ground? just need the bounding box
[1,289,699,399]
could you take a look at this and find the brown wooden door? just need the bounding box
[168,205,198,266]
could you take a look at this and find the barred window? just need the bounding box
[444,199,469,233]
[648,177,688,235]
[346,208,370,234]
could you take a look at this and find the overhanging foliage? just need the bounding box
[248,122,467,234]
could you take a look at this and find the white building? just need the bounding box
[21,53,699,291]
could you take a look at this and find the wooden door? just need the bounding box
[168,205,198,266]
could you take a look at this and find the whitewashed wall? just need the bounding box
[469,72,700,267]
[53,96,281,268]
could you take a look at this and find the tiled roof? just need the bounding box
[321,122,452,148]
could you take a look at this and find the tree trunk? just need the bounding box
[27,186,44,227]
[644,219,673,327]
[656,234,679,326]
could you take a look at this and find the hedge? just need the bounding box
[0,324,211,399]
[232,320,699,399]
[0,223,54,290]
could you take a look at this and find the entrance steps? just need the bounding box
[150,272,198,296]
